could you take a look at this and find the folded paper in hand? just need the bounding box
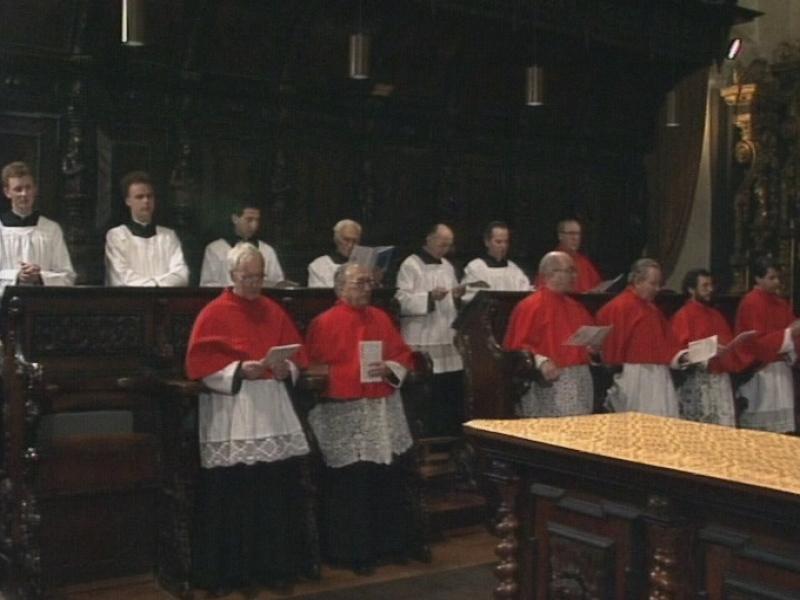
[360,340,383,383]
[265,343,302,368]
[687,330,756,364]
[563,325,612,347]
[466,280,491,289]
[588,274,624,294]
[687,335,718,364]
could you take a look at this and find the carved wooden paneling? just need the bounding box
[547,522,615,599]
[30,315,146,357]
[724,578,800,600]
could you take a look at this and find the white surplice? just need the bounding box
[105,224,189,287]
[307,254,347,288]
[199,239,284,287]
[199,361,310,469]
[0,216,76,294]
[738,329,796,433]
[308,389,413,469]
[605,364,680,417]
[395,253,462,373]
[461,257,531,302]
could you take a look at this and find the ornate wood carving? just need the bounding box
[643,495,690,600]
[31,315,145,357]
[546,522,615,599]
[486,459,520,599]
[1,298,44,599]
[721,53,800,302]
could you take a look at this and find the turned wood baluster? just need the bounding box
[488,460,520,599]
[644,494,690,600]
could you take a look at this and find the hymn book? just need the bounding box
[686,330,756,364]
[359,341,383,383]
[264,343,302,368]
[563,325,612,347]
[349,245,395,272]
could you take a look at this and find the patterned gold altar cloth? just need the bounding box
[466,412,800,497]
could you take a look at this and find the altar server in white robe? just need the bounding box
[396,223,465,436]
[105,171,189,287]
[200,201,284,287]
[307,219,362,287]
[0,161,76,294]
[186,243,311,593]
[461,221,531,302]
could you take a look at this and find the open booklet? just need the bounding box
[588,274,624,294]
[359,340,383,383]
[349,245,395,272]
[264,343,302,368]
[686,330,757,364]
[466,280,491,289]
[563,325,612,347]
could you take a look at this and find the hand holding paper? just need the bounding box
[563,325,612,347]
[360,341,384,383]
[264,343,302,369]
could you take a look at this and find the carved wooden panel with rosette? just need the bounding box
[547,522,615,600]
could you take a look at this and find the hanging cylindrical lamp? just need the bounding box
[665,88,679,128]
[121,0,146,46]
[525,65,544,106]
[349,33,370,79]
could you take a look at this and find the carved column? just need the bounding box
[61,79,94,284]
[486,459,520,599]
[643,494,691,600]
[169,109,200,283]
[1,298,44,599]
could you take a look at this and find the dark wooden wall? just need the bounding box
[0,1,747,285]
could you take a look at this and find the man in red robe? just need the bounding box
[734,256,800,433]
[596,258,685,416]
[186,244,310,595]
[306,263,422,575]
[535,219,602,293]
[503,251,597,416]
[670,268,741,426]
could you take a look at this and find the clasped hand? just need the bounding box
[18,262,42,284]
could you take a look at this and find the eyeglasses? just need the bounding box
[347,278,374,288]
[234,272,264,284]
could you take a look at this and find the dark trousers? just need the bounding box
[320,459,414,567]
[424,370,465,437]
[191,459,305,590]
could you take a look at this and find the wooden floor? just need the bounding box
[58,526,497,599]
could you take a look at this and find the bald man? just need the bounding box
[396,224,465,436]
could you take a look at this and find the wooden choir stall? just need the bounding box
[0,286,431,599]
